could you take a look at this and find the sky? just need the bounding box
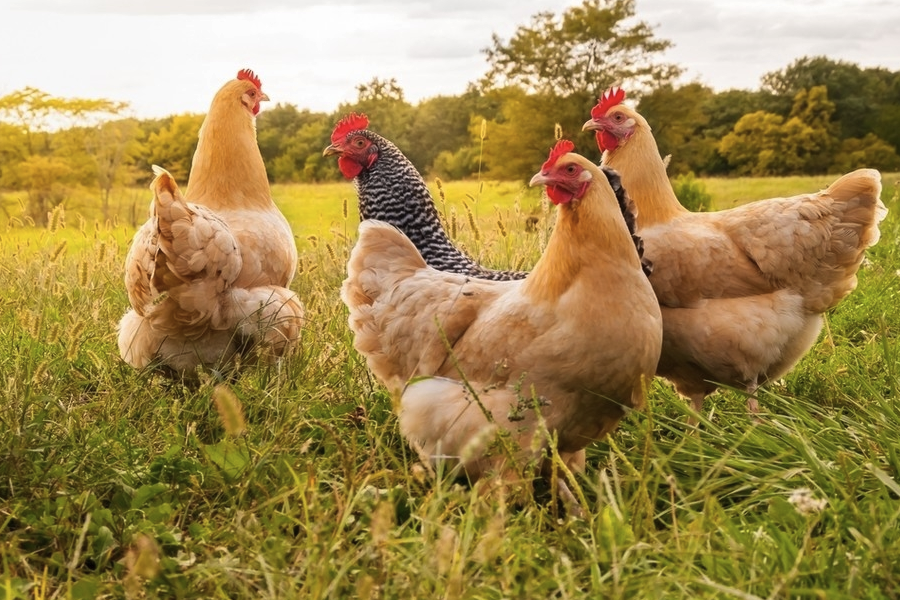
[2,0,899,119]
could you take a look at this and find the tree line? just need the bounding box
[2,0,899,226]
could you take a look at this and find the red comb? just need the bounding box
[237,69,262,90]
[331,112,370,143]
[542,139,575,171]
[591,87,626,119]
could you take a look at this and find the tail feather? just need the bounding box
[144,166,244,336]
[807,168,886,312]
[341,220,430,388]
[343,220,427,306]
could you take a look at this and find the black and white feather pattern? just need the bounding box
[351,129,651,279]
[353,130,526,281]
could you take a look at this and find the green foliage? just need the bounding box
[339,77,415,163]
[431,146,482,180]
[6,155,77,225]
[719,86,838,176]
[637,83,716,175]
[143,113,204,183]
[407,94,481,176]
[0,87,133,224]
[3,49,900,221]
[258,107,336,183]
[833,133,900,173]
[763,55,900,140]
[482,0,681,98]
[479,88,562,181]
[671,171,711,211]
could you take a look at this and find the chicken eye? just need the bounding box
[566,164,578,174]
[353,138,366,148]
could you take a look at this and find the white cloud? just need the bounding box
[1,0,898,118]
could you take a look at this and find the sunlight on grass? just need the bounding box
[0,175,898,597]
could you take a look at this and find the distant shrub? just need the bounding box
[832,133,900,173]
[672,171,712,212]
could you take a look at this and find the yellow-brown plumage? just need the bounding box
[117,71,302,376]
[584,98,887,415]
[341,148,662,483]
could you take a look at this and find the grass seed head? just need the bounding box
[78,261,89,287]
[212,384,246,437]
[463,201,481,242]
[434,525,458,576]
[49,240,67,263]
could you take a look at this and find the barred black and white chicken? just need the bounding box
[323,112,651,280]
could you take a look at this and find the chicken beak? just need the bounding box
[529,172,549,187]
[260,92,270,102]
[322,143,341,157]
[582,118,599,132]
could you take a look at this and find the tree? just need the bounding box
[478,88,563,181]
[339,77,415,162]
[719,86,837,176]
[832,133,900,173]
[144,113,204,183]
[0,87,132,224]
[481,0,681,100]
[86,119,143,218]
[762,56,895,140]
[406,93,481,177]
[787,85,837,173]
[270,120,338,183]
[7,155,77,225]
[257,104,330,182]
[636,83,714,175]
[0,87,128,154]
[718,111,791,176]
[0,122,27,192]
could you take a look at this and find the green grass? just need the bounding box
[1,175,900,598]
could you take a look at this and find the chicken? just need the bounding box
[583,87,887,417]
[185,69,298,289]
[117,70,303,376]
[324,112,525,280]
[341,140,662,486]
[323,113,652,279]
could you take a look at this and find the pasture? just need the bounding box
[1,172,900,598]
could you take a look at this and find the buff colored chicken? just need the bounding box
[118,70,303,376]
[341,140,662,489]
[583,88,887,418]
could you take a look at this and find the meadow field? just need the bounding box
[2,172,900,598]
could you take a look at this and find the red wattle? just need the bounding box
[338,156,363,179]
[546,185,574,205]
[598,130,619,152]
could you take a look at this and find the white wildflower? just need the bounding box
[787,487,827,515]
[752,526,772,543]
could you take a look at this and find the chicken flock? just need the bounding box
[116,70,887,497]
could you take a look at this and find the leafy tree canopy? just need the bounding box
[481,0,681,99]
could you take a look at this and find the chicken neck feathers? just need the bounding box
[355,131,527,281]
[186,81,272,213]
[355,130,652,279]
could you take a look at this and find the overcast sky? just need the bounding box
[2,0,899,119]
